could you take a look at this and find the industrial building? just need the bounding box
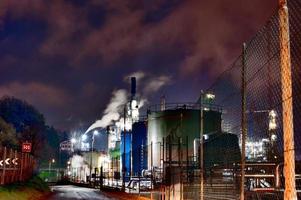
[79,76,242,197]
[146,100,241,182]
[103,78,242,187]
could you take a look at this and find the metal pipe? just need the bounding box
[279,0,297,199]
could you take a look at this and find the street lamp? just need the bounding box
[48,158,55,181]
[89,130,99,184]
[71,138,76,144]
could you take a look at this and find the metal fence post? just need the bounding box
[200,91,204,200]
[19,153,23,181]
[279,0,297,199]
[240,43,247,200]
[1,147,7,185]
[13,150,17,182]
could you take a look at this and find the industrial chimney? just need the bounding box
[131,77,136,99]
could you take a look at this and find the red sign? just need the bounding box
[22,142,32,153]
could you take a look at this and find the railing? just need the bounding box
[0,146,34,185]
[148,102,223,113]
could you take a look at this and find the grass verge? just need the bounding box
[0,176,51,200]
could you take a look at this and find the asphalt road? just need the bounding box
[48,185,116,200]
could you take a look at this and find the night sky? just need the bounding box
[0,0,277,131]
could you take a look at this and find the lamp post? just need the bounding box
[70,138,77,181]
[89,130,99,185]
[48,158,55,181]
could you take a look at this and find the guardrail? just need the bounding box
[0,146,34,185]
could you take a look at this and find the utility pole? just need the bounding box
[240,42,247,200]
[200,91,204,200]
[279,0,297,199]
[90,134,94,185]
[122,106,126,192]
[90,130,98,186]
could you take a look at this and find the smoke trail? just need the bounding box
[85,72,171,134]
[143,75,171,95]
[85,89,128,133]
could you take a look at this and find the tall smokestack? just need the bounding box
[131,77,136,98]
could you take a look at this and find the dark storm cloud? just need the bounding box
[0,0,276,130]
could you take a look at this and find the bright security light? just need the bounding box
[93,130,99,135]
[71,138,77,144]
[269,110,277,130]
[205,93,215,99]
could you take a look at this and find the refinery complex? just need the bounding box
[63,76,279,198]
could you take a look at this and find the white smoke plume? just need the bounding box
[85,72,171,133]
[85,89,128,133]
[143,75,171,95]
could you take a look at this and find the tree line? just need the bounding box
[0,96,68,168]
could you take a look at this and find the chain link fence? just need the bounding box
[202,0,301,199]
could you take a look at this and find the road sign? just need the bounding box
[5,158,10,165]
[22,142,32,153]
[12,158,18,165]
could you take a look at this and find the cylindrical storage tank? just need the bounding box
[147,108,201,169]
[147,107,222,170]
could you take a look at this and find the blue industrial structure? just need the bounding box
[120,131,131,178]
[132,121,148,176]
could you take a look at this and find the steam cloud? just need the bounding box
[85,72,171,133]
[85,89,127,133]
[143,76,171,95]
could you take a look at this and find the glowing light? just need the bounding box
[93,130,99,135]
[205,93,215,99]
[71,138,77,144]
[271,134,277,141]
[269,110,277,130]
